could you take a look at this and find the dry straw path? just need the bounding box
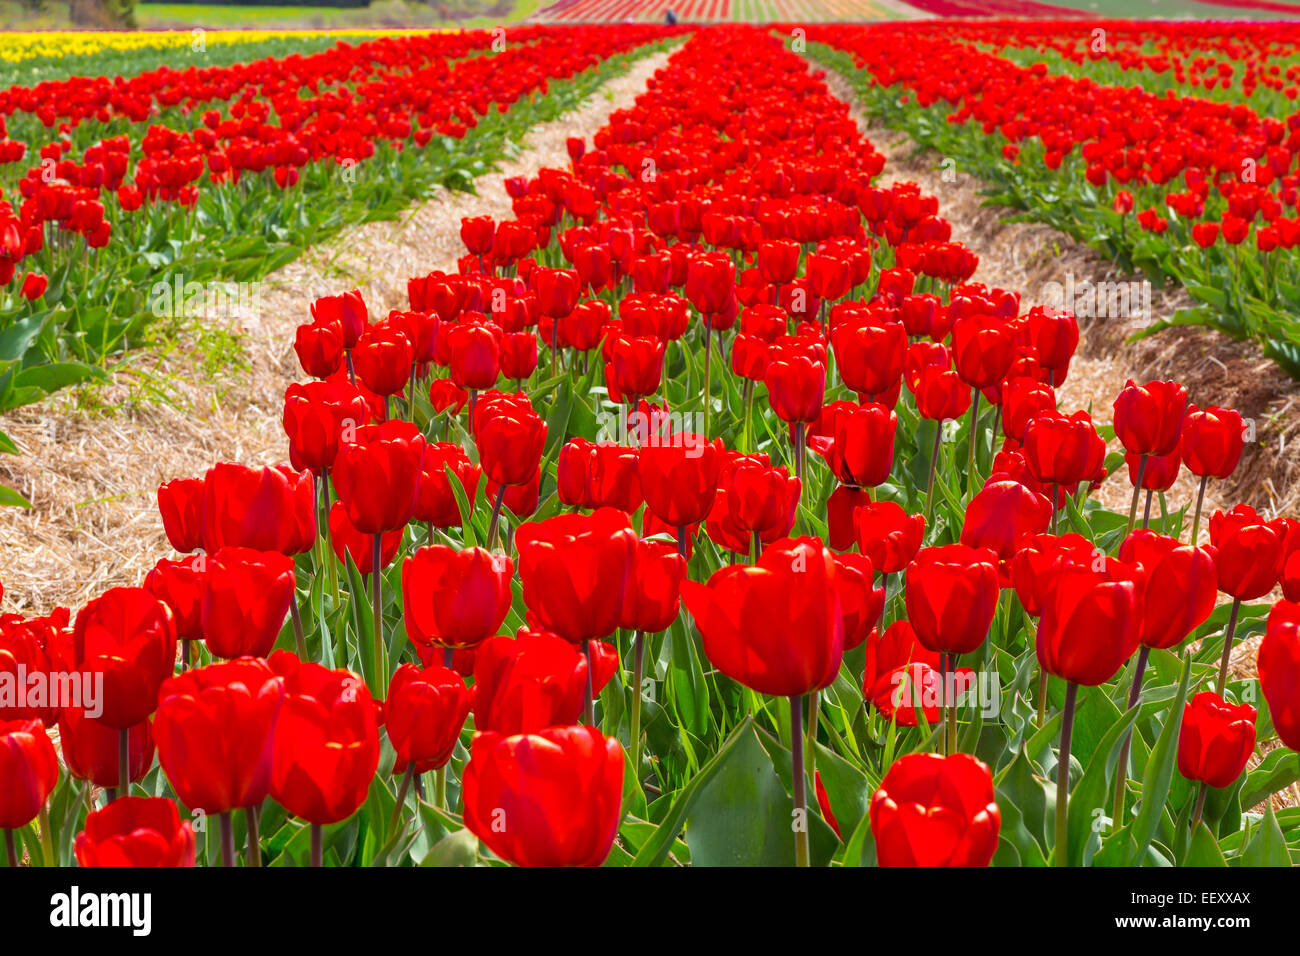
[0,49,672,616]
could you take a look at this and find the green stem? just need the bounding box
[702,324,712,439]
[1112,645,1150,826]
[487,483,507,551]
[310,824,323,867]
[791,694,809,868]
[1216,598,1242,694]
[922,421,943,532]
[117,727,129,801]
[965,390,980,496]
[1190,474,1209,544]
[323,468,340,605]
[1055,682,1079,867]
[1191,781,1208,831]
[1125,455,1147,538]
[372,533,384,692]
[245,806,261,868]
[220,812,235,868]
[582,638,596,726]
[946,653,959,755]
[290,595,306,660]
[630,631,645,779]
[38,804,53,866]
[435,767,447,810]
[389,765,416,836]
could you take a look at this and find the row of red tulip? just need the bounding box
[803,22,1300,376]
[2,24,1298,868]
[0,26,678,293]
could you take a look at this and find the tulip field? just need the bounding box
[3,11,1300,884]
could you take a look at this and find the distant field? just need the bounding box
[530,0,907,21]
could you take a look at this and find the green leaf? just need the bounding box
[1129,653,1192,864]
[0,484,32,508]
[1184,820,1227,867]
[683,722,810,866]
[1240,746,1299,811]
[1238,804,1292,867]
[630,717,755,867]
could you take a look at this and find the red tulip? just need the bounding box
[384,664,472,774]
[683,537,844,697]
[1208,505,1287,601]
[638,433,722,529]
[328,503,402,574]
[500,330,538,381]
[620,538,687,634]
[473,393,547,488]
[764,350,826,424]
[809,402,896,488]
[1113,379,1188,457]
[516,509,636,644]
[912,368,971,422]
[961,480,1053,561]
[1000,376,1056,445]
[59,709,154,789]
[605,335,666,402]
[1176,692,1256,789]
[294,321,344,379]
[473,631,617,735]
[201,548,295,659]
[718,456,801,539]
[1181,405,1245,479]
[414,442,481,528]
[402,546,514,650]
[1035,556,1141,686]
[333,420,427,533]
[905,545,999,656]
[0,718,59,828]
[833,552,885,650]
[534,268,581,320]
[1260,610,1300,750]
[154,658,284,812]
[1022,410,1106,489]
[72,588,176,729]
[758,239,799,285]
[353,323,413,398]
[1119,531,1217,650]
[833,318,906,400]
[283,381,370,476]
[157,477,203,554]
[463,725,623,867]
[74,797,196,867]
[558,439,643,514]
[1007,532,1095,618]
[311,289,368,351]
[854,500,925,575]
[685,252,735,316]
[951,314,1015,389]
[144,556,205,642]
[269,653,379,826]
[870,752,1000,867]
[447,321,501,391]
[201,463,315,556]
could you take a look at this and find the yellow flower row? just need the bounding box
[0,29,435,64]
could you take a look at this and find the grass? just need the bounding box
[1040,0,1300,18]
[135,0,539,29]
[0,0,539,32]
